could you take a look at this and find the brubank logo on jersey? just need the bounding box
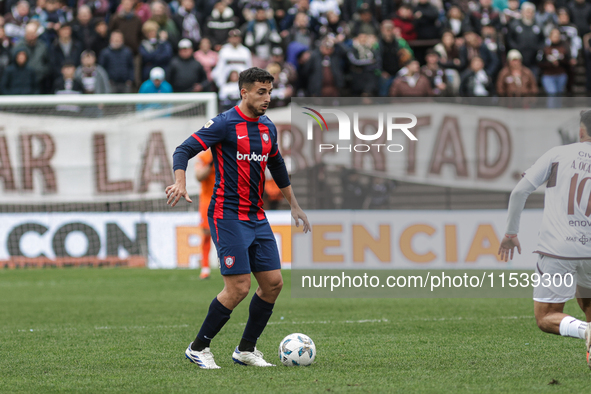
[302,106,418,153]
[237,152,269,162]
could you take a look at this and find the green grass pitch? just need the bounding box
[1,268,591,393]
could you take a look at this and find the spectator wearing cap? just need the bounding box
[204,1,237,50]
[1,46,38,94]
[459,56,492,96]
[50,23,83,78]
[389,60,433,97]
[4,1,31,43]
[172,0,201,46]
[378,20,400,97]
[109,0,143,55]
[13,22,51,92]
[507,2,544,77]
[193,37,218,81]
[349,4,380,37]
[243,3,282,67]
[459,29,499,79]
[304,37,345,97]
[168,38,209,92]
[149,0,179,47]
[422,49,449,96]
[496,49,538,96]
[75,49,111,93]
[53,62,83,93]
[139,20,172,81]
[413,0,441,39]
[567,0,591,37]
[71,5,96,50]
[393,4,417,42]
[347,33,380,96]
[211,29,252,88]
[98,30,134,93]
[468,0,501,35]
[138,66,172,93]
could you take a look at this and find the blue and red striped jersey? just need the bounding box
[173,106,290,221]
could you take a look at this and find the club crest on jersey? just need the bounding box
[262,133,269,143]
[224,256,235,268]
[204,119,214,128]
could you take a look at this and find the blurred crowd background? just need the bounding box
[0,0,587,106]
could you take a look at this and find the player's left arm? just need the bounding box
[498,149,555,261]
[267,128,311,233]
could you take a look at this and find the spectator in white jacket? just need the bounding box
[211,29,252,89]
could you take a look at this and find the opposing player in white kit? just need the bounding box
[499,110,591,368]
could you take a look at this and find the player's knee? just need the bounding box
[267,277,283,295]
[234,285,250,301]
[535,314,553,333]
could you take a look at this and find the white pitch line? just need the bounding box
[12,316,536,333]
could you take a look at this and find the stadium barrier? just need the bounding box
[0,209,546,270]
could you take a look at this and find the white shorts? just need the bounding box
[533,254,591,303]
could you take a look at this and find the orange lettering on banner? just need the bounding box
[399,224,436,263]
[352,224,391,262]
[312,225,344,262]
[465,224,503,262]
[270,225,293,263]
[176,226,203,267]
[444,224,458,262]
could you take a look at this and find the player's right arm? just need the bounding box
[166,115,227,207]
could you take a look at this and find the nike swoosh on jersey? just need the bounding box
[237,135,247,139]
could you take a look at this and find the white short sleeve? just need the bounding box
[523,148,557,189]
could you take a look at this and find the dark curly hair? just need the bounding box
[238,67,274,95]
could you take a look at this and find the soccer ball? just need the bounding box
[278,333,316,366]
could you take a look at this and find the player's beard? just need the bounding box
[247,102,267,117]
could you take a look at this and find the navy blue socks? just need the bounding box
[191,297,232,351]
[239,293,275,351]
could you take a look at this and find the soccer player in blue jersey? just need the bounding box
[166,67,310,369]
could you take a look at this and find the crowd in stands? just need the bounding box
[0,0,589,106]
